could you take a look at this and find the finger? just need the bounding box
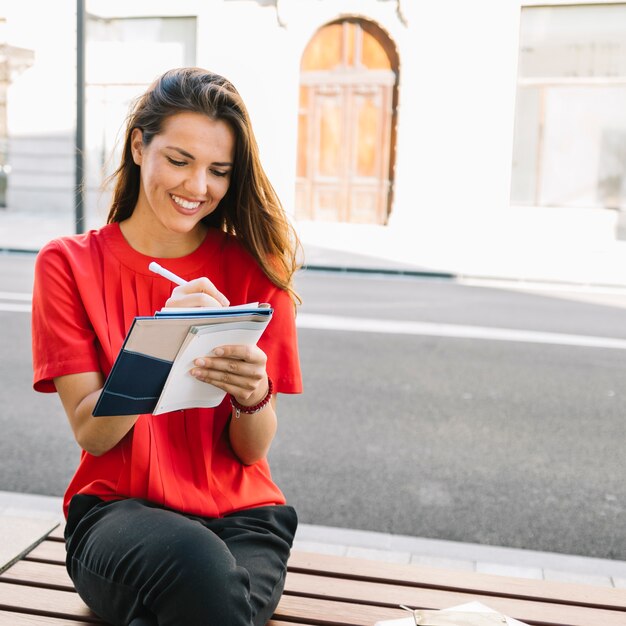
[190,368,261,396]
[167,292,222,308]
[209,345,266,364]
[195,277,229,306]
[173,277,229,306]
[193,356,264,381]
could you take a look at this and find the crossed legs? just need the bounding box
[65,496,297,626]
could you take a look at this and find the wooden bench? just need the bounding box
[1,525,625,625]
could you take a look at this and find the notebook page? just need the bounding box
[153,320,270,415]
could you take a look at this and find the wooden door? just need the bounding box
[296,20,397,224]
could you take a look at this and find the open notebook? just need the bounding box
[374,602,528,626]
[92,303,272,417]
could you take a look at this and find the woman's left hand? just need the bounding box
[191,345,269,406]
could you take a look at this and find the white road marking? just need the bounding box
[0,302,31,313]
[0,291,32,301]
[296,313,626,350]
[3,295,625,350]
[0,291,32,312]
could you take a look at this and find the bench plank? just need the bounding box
[0,608,309,626]
[289,550,626,611]
[0,610,90,625]
[0,560,73,590]
[284,571,626,626]
[22,541,65,565]
[0,581,99,622]
[47,527,65,542]
[276,594,407,625]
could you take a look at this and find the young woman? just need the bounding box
[32,67,302,626]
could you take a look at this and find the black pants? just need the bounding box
[65,495,297,626]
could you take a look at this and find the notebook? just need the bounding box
[92,303,272,417]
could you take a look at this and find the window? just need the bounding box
[511,4,626,211]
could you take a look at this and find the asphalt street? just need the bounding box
[1,254,625,560]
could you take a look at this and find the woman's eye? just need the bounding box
[211,170,229,178]
[166,157,187,167]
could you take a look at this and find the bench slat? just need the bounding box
[276,594,408,625]
[289,550,626,611]
[0,609,91,625]
[47,527,66,542]
[0,582,100,622]
[285,571,626,626]
[267,623,314,626]
[0,560,73,590]
[0,608,310,626]
[23,541,65,565]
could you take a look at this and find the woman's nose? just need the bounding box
[185,168,208,197]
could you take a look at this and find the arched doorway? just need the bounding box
[295,18,399,224]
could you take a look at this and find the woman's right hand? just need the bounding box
[164,277,230,309]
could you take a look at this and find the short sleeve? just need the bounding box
[32,241,100,392]
[257,284,303,394]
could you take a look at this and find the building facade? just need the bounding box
[3,0,626,261]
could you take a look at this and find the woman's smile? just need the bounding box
[170,193,206,214]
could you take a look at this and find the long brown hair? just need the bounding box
[107,67,301,302]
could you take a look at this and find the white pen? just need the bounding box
[148,261,188,286]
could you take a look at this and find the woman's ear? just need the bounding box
[130,128,144,166]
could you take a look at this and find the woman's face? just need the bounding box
[130,111,236,236]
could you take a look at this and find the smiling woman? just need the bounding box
[107,69,300,298]
[30,68,302,626]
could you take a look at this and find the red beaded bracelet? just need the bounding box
[230,377,274,419]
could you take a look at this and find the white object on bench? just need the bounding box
[375,601,529,626]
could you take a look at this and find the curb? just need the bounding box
[301,264,456,279]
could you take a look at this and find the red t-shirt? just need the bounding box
[32,223,302,519]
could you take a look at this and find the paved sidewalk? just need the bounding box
[1,490,625,589]
[296,220,626,288]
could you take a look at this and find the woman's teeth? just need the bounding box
[171,194,201,210]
